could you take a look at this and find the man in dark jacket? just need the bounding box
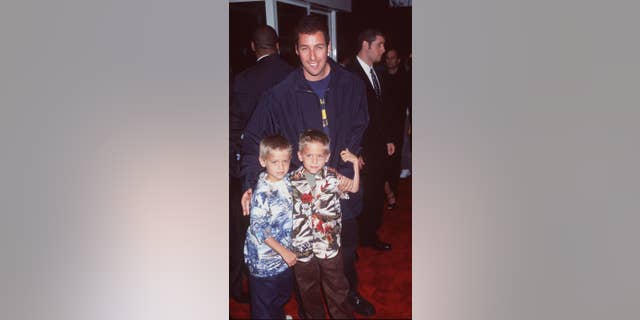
[381,48,411,209]
[240,15,377,317]
[346,29,395,252]
[229,24,293,303]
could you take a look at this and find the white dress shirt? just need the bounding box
[356,55,380,90]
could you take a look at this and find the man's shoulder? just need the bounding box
[236,55,292,81]
[331,62,365,89]
[340,61,367,87]
[268,68,301,94]
[337,65,360,81]
[269,54,295,69]
[344,58,364,74]
[257,55,294,74]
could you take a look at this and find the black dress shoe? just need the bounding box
[350,294,376,316]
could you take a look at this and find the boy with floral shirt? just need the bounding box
[290,129,360,319]
[244,135,297,319]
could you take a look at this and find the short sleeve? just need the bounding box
[248,190,272,243]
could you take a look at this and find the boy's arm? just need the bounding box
[337,174,358,194]
[264,238,297,267]
[349,160,360,193]
[247,193,270,244]
[338,149,360,193]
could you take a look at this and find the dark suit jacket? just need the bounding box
[229,54,293,177]
[382,68,411,146]
[345,59,393,163]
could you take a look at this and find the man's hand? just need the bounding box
[358,156,365,170]
[241,188,252,216]
[337,174,354,192]
[387,142,395,156]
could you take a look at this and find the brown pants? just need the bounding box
[293,250,353,319]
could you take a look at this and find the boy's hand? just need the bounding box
[282,249,297,267]
[241,189,252,216]
[340,148,358,164]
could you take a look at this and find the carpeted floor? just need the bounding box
[230,177,412,319]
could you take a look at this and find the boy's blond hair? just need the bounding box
[298,129,330,154]
[259,134,292,159]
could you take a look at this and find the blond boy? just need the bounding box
[290,129,359,319]
[244,134,297,319]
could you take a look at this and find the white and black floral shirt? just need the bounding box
[290,166,348,262]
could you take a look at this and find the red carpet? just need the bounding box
[230,177,412,319]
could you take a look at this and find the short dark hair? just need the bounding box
[252,25,279,50]
[259,134,292,159]
[385,48,401,58]
[294,15,330,45]
[357,28,384,49]
[298,129,330,154]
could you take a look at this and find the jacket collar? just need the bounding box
[292,58,340,92]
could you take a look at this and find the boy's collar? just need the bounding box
[300,166,325,178]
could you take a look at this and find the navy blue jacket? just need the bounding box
[230,54,294,177]
[241,59,369,220]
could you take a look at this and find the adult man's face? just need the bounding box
[385,49,401,70]
[296,31,331,81]
[364,35,386,64]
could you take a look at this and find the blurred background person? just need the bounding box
[381,48,411,209]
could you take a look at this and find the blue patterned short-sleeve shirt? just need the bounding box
[244,171,294,278]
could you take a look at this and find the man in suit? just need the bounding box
[346,29,395,252]
[229,24,293,303]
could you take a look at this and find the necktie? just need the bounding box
[370,67,381,99]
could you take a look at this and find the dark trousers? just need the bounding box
[249,269,293,319]
[359,148,386,244]
[401,116,412,171]
[340,218,359,297]
[293,251,353,319]
[385,138,404,196]
[230,176,250,297]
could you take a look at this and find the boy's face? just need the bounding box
[297,142,329,174]
[259,149,291,182]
